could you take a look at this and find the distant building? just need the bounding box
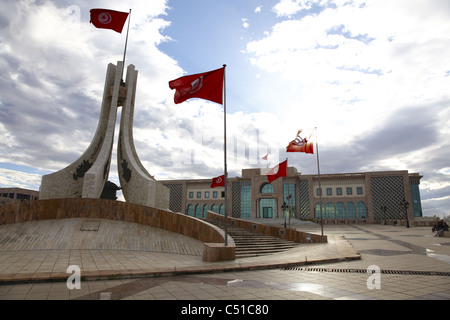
[161,168,423,224]
[0,187,39,204]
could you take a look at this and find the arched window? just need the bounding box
[211,204,218,213]
[326,202,335,219]
[336,202,345,219]
[347,201,356,219]
[315,202,325,219]
[219,204,224,215]
[203,204,210,218]
[356,201,366,218]
[187,204,194,217]
[195,204,202,218]
[261,183,274,193]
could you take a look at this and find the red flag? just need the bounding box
[286,129,314,154]
[90,9,129,33]
[267,160,287,183]
[211,175,225,188]
[169,67,224,104]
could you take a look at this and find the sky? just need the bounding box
[0,0,449,217]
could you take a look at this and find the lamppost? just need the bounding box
[287,194,292,228]
[380,205,387,225]
[281,201,288,228]
[400,198,410,228]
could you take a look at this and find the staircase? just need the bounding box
[204,219,299,258]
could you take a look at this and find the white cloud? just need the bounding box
[246,0,450,144]
[1,0,450,217]
[273,0,315,17]
[241,18,249,28]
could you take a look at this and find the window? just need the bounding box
[189,192,194,199]
[347,201,356,218]
[187,204,194,216]
[195,205,202,218]
[261,183,274,193]
[205,191,210,198]
[326,202,335,219]
[337,188,342,195]
[196,192,201,199]
[336,202,345,219]
[326,188,332,196]
[357,187,363,195]
[347,187,352,195]
[356,201,366,218]
[241,182,252,219]
[203,204,210,217]
[316,188,322,196]
[221,191,225,198]
[213,191,218,198]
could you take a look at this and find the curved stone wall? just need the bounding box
[0,199,233,254]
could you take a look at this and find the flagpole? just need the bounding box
[315,127,324,237]
[121,9,132,81]
[223,64,228,246]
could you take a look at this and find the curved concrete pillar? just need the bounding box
[118,64,170,209]
[40,62,122,199]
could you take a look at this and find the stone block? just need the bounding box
[203,243,235,262]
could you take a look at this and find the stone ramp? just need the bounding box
[0,218,204,256]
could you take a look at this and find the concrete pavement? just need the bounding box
[0,218,449,300]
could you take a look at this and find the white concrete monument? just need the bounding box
[40,61,170,209]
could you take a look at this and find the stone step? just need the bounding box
[204,218,299,258]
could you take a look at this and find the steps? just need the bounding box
[204,219,299,258]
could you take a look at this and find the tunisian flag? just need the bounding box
[211,175,225,188]
[169,67,224,104]
[286,129,314,154]
[90,9,129,33]
[267,160,287,183]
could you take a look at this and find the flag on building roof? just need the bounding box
[266,160,287,183]
[286,129,314,154]
[169,67,225,104]
[211,175,225,188]
[90,9,129,33]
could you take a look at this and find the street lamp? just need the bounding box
[281,201,288,228]
[400,198,410,228]
[287,194,292,228]
[380,205,387,225]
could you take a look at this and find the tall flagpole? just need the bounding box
[315,127,324,237]
[223,64,228,246]
[121,9,132,81]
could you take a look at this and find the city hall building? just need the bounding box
[161,167,423,224]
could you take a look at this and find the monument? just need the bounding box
[40,61,170,209]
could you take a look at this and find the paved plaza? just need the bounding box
[0,218,449,303]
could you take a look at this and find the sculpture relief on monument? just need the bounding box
[40,61,169,209]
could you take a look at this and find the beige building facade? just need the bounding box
[162,167,423,225]
[0,188,39,204]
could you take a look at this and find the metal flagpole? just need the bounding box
[223,64,228,246]
[121,9,132,81]
[315,127,324,237]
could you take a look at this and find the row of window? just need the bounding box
[186,203,224,218]
[315,201,367,219]
[1,193,37,200]
[316,187,363,196]
[188,191,225,200]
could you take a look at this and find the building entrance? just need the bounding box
[260,198,276,218]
